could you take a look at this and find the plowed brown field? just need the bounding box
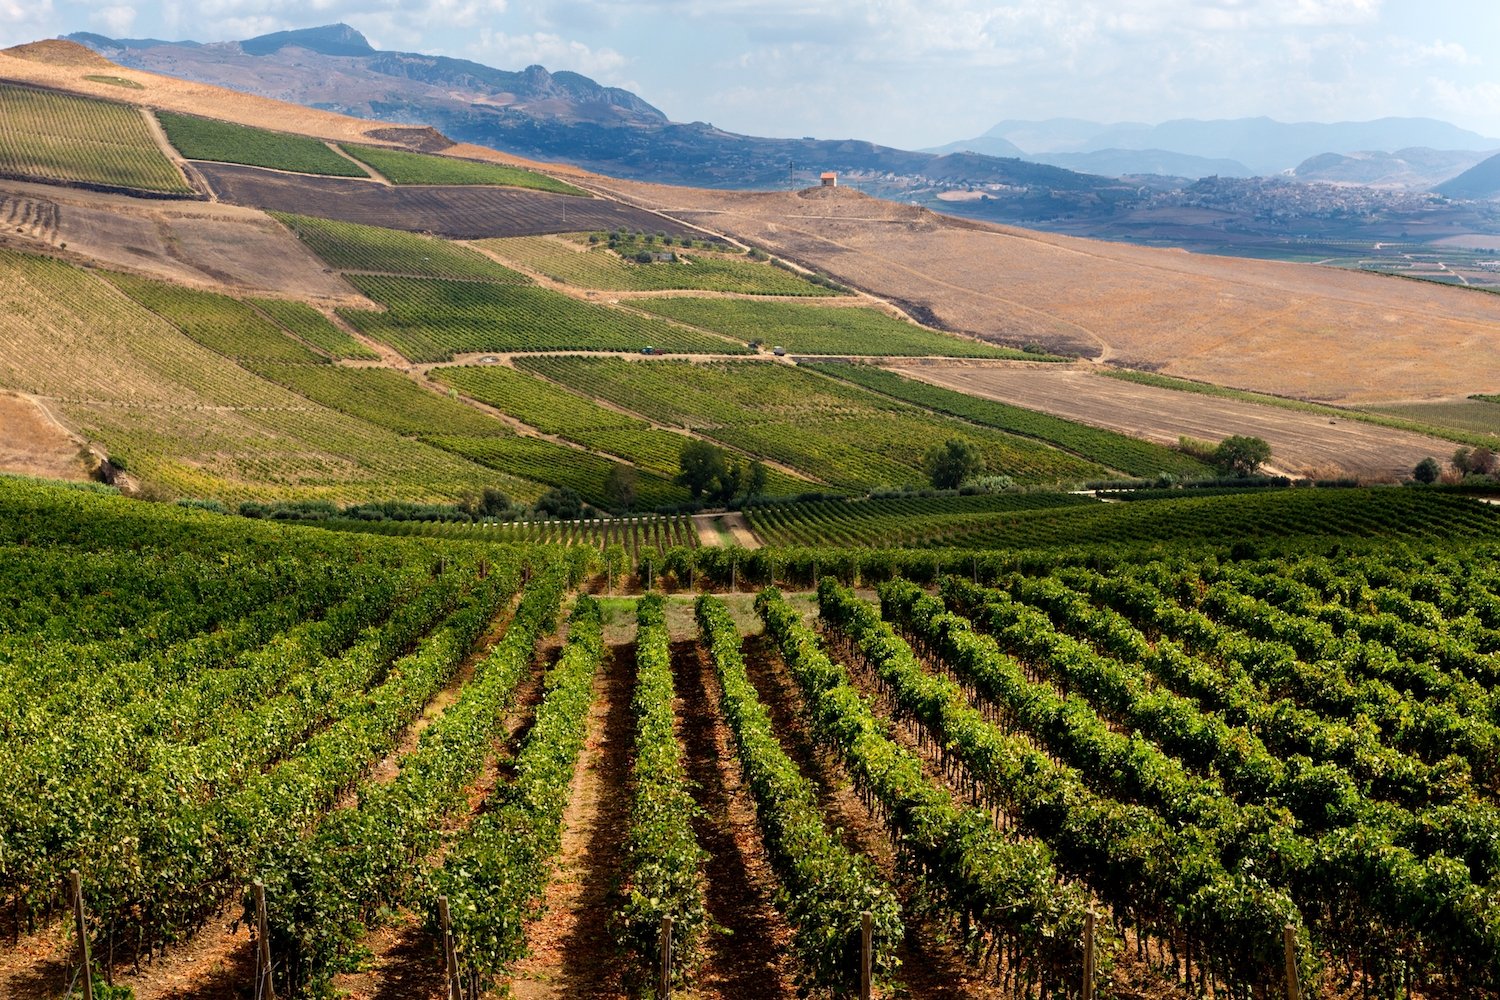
[0,177,363,301]
[195,163,700,241]
[893,363,1456,480]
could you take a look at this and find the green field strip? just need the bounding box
[810,362,1213,477]
[516,356,1106,489]
[248,299,380,360]
[155,111,370,177]
[426,434,689,509]
[479,235,835,294]
[103,272,324,363]
[634,297,1045,358]
[341,276,749,362]
[339,144,588,194]
[249,364,514,439]
[271,213,529,281]
[0,84,191,194]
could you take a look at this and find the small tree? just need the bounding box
[480,487,512,516]
[1413,457,1441,484]
[604,463,639,512]
[1472,447,1496,476]
[534,487,584,520]
[745,460,769,498]
[1212,435,1271,477]
[677,440,729,499]
[924,439,984,489]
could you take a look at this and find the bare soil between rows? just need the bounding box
[506,643,635,999]
[671,639,800,1000]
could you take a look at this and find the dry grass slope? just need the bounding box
[594,180,1500,404]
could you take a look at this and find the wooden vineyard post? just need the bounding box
[659,914,674,999]
[1082,910,1096,1000]
[1283,924,1301,1000]
[69,870,94,1000]
[859,911,873,1000]
[731,558,737,594]
[439,896,462,1000]
[253,880,276,1000]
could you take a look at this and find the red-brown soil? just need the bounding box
[671,639,801,999]
[506,645,635,999]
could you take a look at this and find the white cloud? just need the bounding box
[0,0,53,28]
[90,4,135,35]
[1393,39,1479,69]
[468,28,626,80]
[3,0,1495,146]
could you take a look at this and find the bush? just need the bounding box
[1213,436,1272,477]
[924,439,984,489]
[535,487,585,520]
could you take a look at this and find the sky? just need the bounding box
[5,1,1500,148]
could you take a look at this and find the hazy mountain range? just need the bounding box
[72,23,1500,197]
[69,24,1110,196]
[931,117,1500,188]
[62,22,1500,249]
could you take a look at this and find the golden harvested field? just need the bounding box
[0,178,365,302]
[596,180,1500,404]
[894,362,1458,480]
[0,391,91,482]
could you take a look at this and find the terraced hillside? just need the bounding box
[0,42,1475,507]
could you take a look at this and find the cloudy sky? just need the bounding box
[6,1,1500,147]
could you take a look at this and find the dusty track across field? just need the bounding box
[0,391,92,482]
[894,363,1458,480]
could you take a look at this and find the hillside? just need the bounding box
[1435,151,1500,200]
[965,115,1500,175]
[1291,147,1491,188]
[0,37,1484,509]
[593,179,1500,403]
[12,25,1500,1000]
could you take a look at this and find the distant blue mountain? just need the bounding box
[1434,152,1500,200]
[939,116,1500,178]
